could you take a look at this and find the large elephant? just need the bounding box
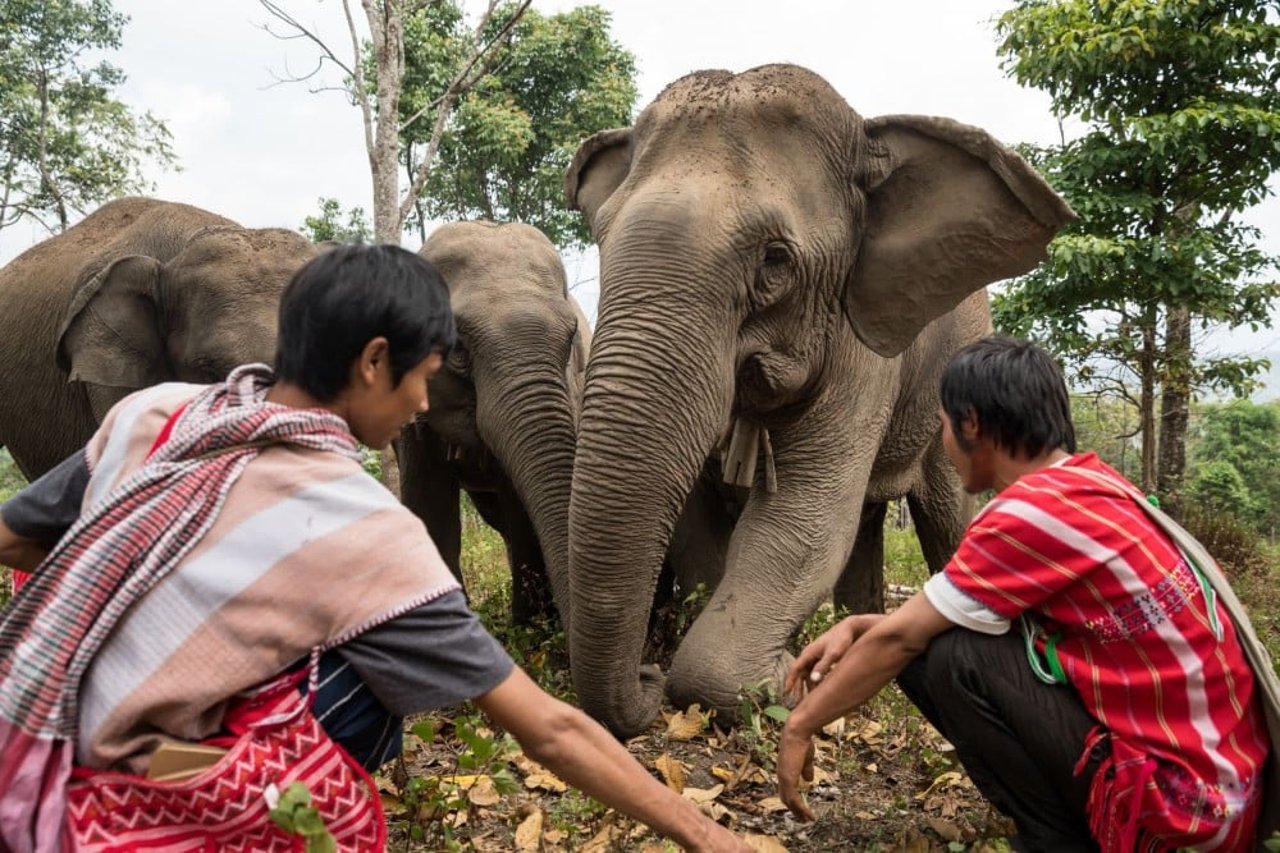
[0,197,321,480]
[398,221,590,626]
[563,64,1076,737]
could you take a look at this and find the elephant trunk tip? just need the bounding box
[577,664,666,741]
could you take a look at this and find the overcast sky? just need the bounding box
[6,0,1279,394]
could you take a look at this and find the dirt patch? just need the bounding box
[377,686,1013,852]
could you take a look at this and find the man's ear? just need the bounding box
[358,337,390,384]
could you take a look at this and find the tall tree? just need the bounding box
[402,5,637,248]
[261,0,532,494]
[260,0,531,244]
[992,0,1280,509]
[0,0,176,235]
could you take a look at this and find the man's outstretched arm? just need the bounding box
[476,667,750,853]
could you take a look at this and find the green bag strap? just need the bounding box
[1021,614,1068,686]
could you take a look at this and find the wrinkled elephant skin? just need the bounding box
[564,64,1076,737]
[0,197,320,479]
[400,221,589,628]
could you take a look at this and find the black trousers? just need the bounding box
[897,629,1107,853]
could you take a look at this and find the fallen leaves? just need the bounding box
[664,704,709,741]
[744,834,789,852]
[379,689,1009,852]
[653,752,686,793]
[513,809,542,852]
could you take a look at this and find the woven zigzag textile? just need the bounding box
[65,672,385,852]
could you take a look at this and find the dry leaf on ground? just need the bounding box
[466,776,501,807]
[579,820,624,853]
[916,770,966,801]
[524,770,567,793]
[513,809,542,852]
[756,796,789,814]
[654,752,687,793]
[744,833,789,852]
[665,704,708,741]
[681,784,724,805]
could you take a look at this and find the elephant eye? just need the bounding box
[762,241,792,267]
[447,343,471,374]
[753,240,795,310]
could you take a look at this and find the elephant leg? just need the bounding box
[398,426,463,584]
[906,435,973,574]
[832,501,888,615]
[667,391,883,721]
[494,489,553,627]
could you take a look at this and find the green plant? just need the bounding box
[546,788,610,844]
[267,782,337,853]
[734,680,791,771]
[389,713,521,849]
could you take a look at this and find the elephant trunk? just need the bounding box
[569,276,736,738]
[474,359,576,623]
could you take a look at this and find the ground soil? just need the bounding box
[379,683,1015,853]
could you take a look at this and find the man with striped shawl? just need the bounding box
[0,244,749,852]
[777,337,1271,852]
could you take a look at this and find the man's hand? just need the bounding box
[784,614,885,702]
[777,720,817,821]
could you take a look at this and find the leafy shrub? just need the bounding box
[1182,504,1271,583]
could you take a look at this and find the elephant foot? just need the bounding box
[581,663,666,741]
[666,648,793,729]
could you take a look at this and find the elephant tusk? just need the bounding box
[760,425,777,494]
[721,419,777,494]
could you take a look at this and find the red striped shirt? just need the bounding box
[944,453,1268,851]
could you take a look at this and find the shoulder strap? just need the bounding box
[1065,466,1280,742]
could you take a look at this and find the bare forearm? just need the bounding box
[0,518,49,573]
[477,670,737,851]
[786,631,920,738]
[526,702,716,849]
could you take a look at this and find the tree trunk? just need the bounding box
[1139,318,1158,494]
[367,0,405,244]
[1157,305,1191,518]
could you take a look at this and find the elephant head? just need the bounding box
[55,223,320,420]
[415,221,589,623]
[563,64,1075,737]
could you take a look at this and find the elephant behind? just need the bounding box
[0,197,321,480]
[398,221,589,626]
[563,64,1075,737]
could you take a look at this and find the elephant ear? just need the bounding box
[845,115,1076,358]
[565,128,633,236]
[56,255,171,389]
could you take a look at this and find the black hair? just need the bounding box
[939,336,1076,459]
[274,243,455,402]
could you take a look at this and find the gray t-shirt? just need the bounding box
[1,452,513,717]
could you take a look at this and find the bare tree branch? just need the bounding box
[259,1,357,80]
[398,0,531,224]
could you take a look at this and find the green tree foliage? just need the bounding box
[1186,399,1280,531]
[300,197,371,243]
[992,1,1280,497]
[0,0,176,234]
[399,4,637,248]
[1070,393,1141,482]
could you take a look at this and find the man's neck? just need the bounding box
[265,382,344,420]
[992,447,1072,493]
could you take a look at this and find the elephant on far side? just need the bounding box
[398,221,590,626]
[0,197,321,480]
[563,63,1076,738]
